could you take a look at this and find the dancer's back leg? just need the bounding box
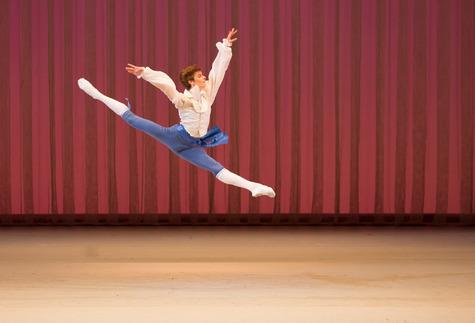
[177,147,224,176]
[177,147,275,197]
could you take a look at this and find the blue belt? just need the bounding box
[176,124,229,148]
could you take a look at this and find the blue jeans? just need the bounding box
[122,110,224,176]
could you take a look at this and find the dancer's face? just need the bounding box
[189,71,207,90]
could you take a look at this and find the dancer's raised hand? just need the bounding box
[226,27,238,45]
[126,63,144,77]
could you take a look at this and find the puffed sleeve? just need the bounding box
[138,67,191,109]
[206,38,233,106]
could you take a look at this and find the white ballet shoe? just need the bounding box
[77,78,129,116]
[251,184,276,198]
[77,78,102,99]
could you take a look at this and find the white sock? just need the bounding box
[77,78,129,116]
[216,168,276,198]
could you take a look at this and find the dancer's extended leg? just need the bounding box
[77,78,174,145]
[78,78,129,116]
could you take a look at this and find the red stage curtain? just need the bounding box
[0,0,473,214]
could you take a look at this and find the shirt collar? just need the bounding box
[184,84,208,101]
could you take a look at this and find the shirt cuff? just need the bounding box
[216,40,233,53]
[222,38,232,47]
[137,66,149,79]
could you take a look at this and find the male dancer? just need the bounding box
[78,28,275,198]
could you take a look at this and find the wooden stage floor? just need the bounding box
[0,226,474,323]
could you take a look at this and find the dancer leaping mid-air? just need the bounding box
[78,28,275,198]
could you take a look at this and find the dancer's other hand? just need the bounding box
[126,63,144,77]
[226,27,238,45]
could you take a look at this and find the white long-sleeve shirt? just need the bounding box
[138,39,233,137]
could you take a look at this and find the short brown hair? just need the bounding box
[179,64,202,90]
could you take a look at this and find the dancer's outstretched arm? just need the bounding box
[126,64,190,109]
[207,28,237,105]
